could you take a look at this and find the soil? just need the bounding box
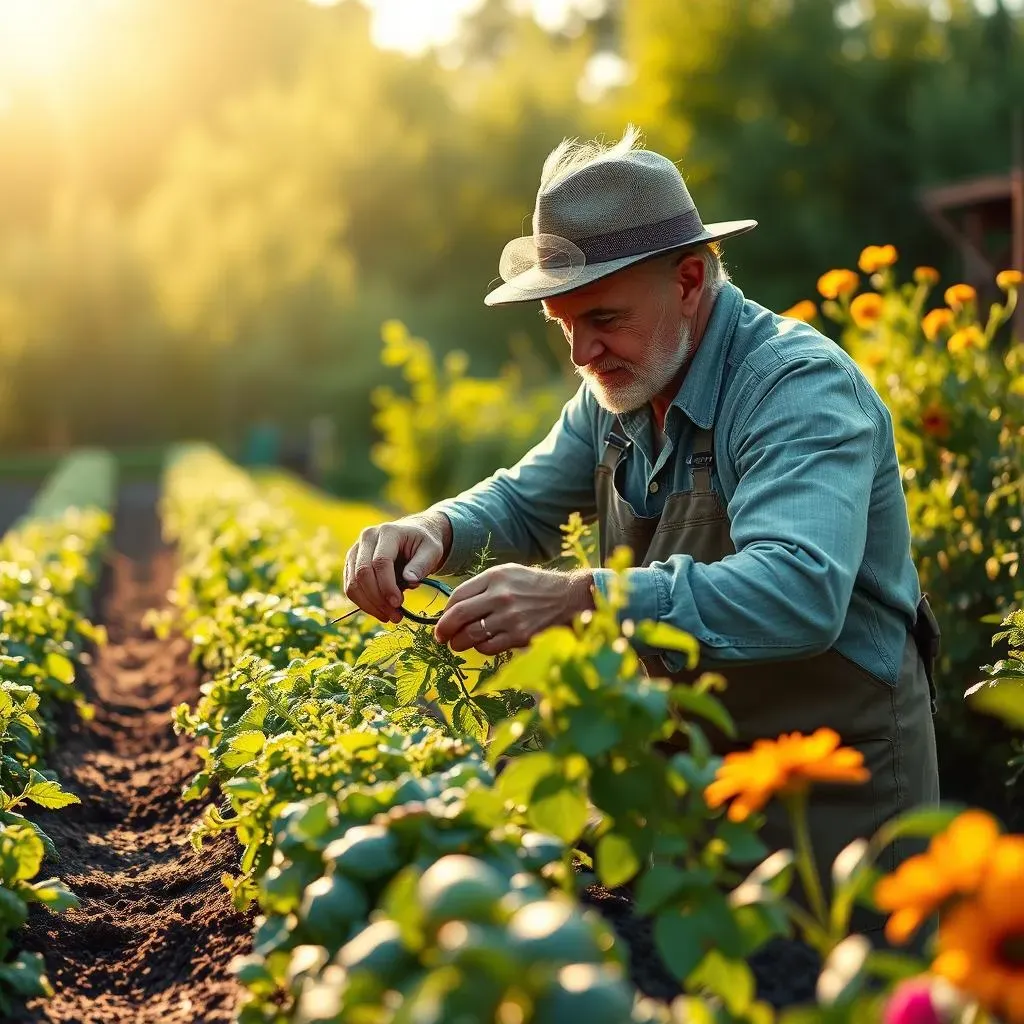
[13,486,253,1024]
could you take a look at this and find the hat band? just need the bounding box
[541,207,705,266]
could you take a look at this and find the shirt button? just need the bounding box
[649,481,660,494]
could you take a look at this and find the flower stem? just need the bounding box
[783,789,829,937]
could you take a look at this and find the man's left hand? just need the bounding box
[432,564,595,656]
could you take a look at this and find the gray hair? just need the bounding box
[540,125,730,298]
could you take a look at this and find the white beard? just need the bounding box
[579,309,694,415]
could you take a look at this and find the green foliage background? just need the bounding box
[1,0,1022,493]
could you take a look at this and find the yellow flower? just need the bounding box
[922,308,954,342]
[944,283,977,310]
[932,836,1024,1023]
[704,728,868,823]
[997,269,1023,291]
[817,269,860,301]
[874,810,1001,945]
[850,292,884,328]
[781,299,818,322]
[858,244,898,274]
[947,325,984,355]
[914,266,940,285]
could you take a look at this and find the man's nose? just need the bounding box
[568,325,603,368]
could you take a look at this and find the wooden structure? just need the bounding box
[919,114,1024,337]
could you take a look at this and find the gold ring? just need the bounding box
[480,617,494,641]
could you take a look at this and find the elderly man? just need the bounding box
[344,127,940,925]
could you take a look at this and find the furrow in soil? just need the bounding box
[15,491,253,1024]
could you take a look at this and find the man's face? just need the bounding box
[541,255,699,415]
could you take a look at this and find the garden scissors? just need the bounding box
[331,561,453,626]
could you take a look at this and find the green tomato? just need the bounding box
[532,964,636,1024]
[323,824,401,882]
[336,919,413,983]
[518,832,565,871]
[300,874,369,943]
[507,899,608,966]
[435,921,522,981]
[417,855,508,926]
[259,861,307,915]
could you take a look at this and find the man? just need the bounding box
[343,126,940,919]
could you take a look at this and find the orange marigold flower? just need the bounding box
[944,283,977,310]
[921,402,951,440]
[948,325,984,355]
[858,244,898,274]
[932,835,1024,1023]
[997,269,1023,291]
[914,266,940,285]
[875,810,1001,946]
[704,727,868,823]
[922,308,954,342]
[850,292,884,328]
[817,269,860,301]
[781,299,818,322]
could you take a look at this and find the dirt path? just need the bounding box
[15,488,253,1024]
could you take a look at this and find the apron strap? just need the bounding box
[599,429,631,474]
[686,426,715,494]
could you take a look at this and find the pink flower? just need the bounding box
[884,979,942,1024]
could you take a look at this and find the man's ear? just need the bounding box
[675,254,706,318]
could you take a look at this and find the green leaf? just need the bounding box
[0,887,28,929]
[496,752,558,805]
[452,698,489,745]
[817,934,871,1006]
[873,806,965,852]
[355,630,414,668]
[395,666,428,706]
[22,771,80,810]
[527,776,589,845]
[716,819,769,865]
[0,951,50,998]
[0,826,44,882]
[654,910,705,981]
[44,652,75,686]
[687,950,755,1016]
[487,710,535,764]
[634,621,701,669]
[474,627,575,696]
[967,679,1024,729]
[27,878,79,912]
[635,863,690,915]
[670,684,736,739]
[564,706,621,758]
[596,833,641,889]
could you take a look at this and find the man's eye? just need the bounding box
[593,316,617,328]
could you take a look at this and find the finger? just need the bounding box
[475,630,518,657]
[443,570,494,609]
[352,531,399,623]
[433,593,492,646]
[371,530,405,614]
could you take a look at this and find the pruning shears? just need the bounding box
[331,559,453,626]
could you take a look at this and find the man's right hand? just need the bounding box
[343,512,453,624]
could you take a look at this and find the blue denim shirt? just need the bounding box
[428,282,922,684]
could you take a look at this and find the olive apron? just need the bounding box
[596,426,941,931]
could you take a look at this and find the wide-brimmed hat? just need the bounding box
[485,147,757,306]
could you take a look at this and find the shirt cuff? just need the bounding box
[591,566,691,674]
[423,500,491,577]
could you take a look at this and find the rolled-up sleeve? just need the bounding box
[426,383,599,575]
[592,354,878,668]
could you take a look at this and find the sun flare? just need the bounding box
[0,0,102,82]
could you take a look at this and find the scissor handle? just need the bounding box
[398,576,452,624]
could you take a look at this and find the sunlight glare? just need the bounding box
[0,0,100,82]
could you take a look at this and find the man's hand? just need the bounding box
[432,564,595,656]
[344,512,453,623]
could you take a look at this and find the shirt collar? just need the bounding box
[617,281,744,438]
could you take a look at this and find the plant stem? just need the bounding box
[783,789,829,936]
